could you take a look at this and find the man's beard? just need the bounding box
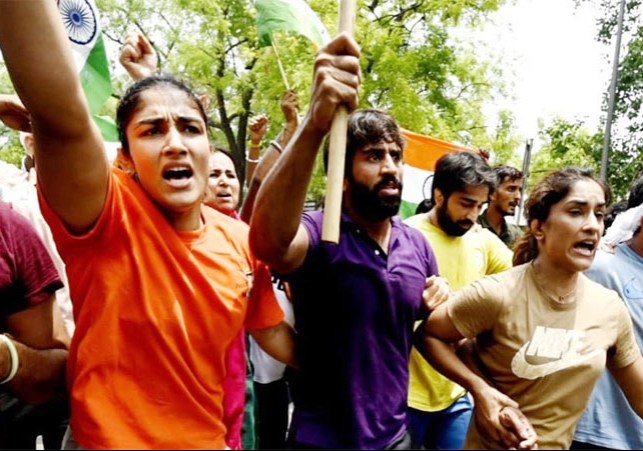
[436,202,474,237]
[349,175,402,222]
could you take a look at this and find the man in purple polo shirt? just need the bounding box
[249,34,445,449]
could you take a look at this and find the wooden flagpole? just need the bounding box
[270,32,291,91]
[321,0,357,244]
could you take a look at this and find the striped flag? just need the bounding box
[400,129,476,219]
[58,0,118,142]
[255,0,330,49]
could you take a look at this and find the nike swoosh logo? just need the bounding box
[624,278,643,300]
[511,342,602,380]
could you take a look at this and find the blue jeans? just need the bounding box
[407,394,473,450]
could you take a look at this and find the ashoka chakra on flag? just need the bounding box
[58,0,97,45]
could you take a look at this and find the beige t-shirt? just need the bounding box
[448,263,639,450]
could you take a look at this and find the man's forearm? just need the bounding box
[276,122,297,149]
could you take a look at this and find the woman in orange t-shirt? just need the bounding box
[0,2,296,449]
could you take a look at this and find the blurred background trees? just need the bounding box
[5,0,642,203]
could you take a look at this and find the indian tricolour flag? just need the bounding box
[400,129,476,219]
[58,0,118,142]
[255,0,330,49]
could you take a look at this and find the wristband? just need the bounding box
[269,140,283,154]
[0,334,18,384]
[246,157,260,164]
[249,142,262,149]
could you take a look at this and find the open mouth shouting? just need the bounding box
[162,164,194,189]
[572,239,597,257]
[378,177,401,197]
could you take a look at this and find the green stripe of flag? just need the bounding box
[93,114,119,142]
[399,200,419,220]
[80,35,117,142]
[255,0,330,48]
[78,35,112,114]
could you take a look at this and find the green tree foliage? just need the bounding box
[0,133,23,168]
[357,0,511,147]
[483,109,523,167]
[574,0,643,199]
[1,0,522,203]
[530,117,602,189]
[0,65,22,167]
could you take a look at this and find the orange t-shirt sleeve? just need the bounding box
[245,258,284,330]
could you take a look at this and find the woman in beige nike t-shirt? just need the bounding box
[417,167,643,450]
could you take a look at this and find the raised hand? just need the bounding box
[307,32,361,134]
[119,32,158,81]
[281,90,300,127]
[248,113,269,144]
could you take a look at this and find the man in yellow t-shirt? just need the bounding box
[405,151,512,449]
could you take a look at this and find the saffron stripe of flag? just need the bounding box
[400,129,476,219]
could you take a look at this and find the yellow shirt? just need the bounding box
[404,213,512,411]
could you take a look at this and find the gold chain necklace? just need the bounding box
[531,261,577,303]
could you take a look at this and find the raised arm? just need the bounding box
[275,89,300,148]
[0,1,109,232]
[243,113,269,192]
[240,90,299,223]
[248,33,361,274]
[119,31,158,81]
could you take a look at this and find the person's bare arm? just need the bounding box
[457,339,538,449]
[0,1,109,233]
[249,321,298,368]
[248,33,361,274]
[0,295,70,405]
[119,31,158,81]
[243,113,269,191]
[0,94,30,132]
[274,89,300,148]
[416,305,538,449]
[611,355,643,418]
[240,91,299,223]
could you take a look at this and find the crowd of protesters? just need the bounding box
[1,2,643,450]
